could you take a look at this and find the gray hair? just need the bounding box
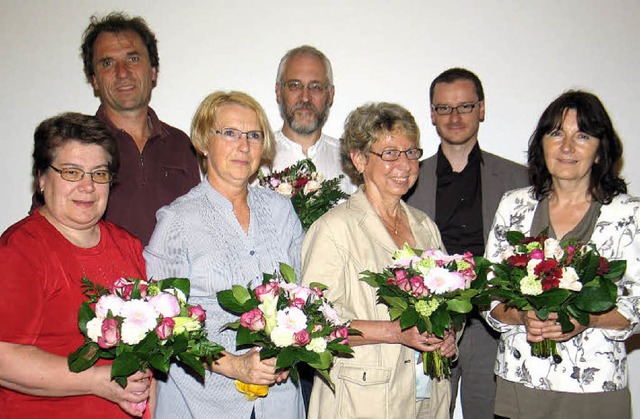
[276,45,333,86]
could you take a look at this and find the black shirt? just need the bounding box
[435,143,484,256]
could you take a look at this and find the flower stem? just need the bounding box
[422,349,451,380]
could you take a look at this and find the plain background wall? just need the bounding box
[1,1,640,417]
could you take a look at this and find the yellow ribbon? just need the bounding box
[234,380,269,401]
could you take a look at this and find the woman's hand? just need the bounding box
[229,348,285,386]
[439,329,457,358]
[89,367,151,417]
[523,311,589,343]
[397,325,445,352]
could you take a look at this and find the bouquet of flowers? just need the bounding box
[360,244,489,379]
[68,277,224,388]
[486,231,626,362]
[258,159,349,230]
[216,263,356,399]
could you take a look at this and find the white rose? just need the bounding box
[120,321,149,345]
[543,238,564,260]
[86,317,103,342]
[276,182,294,197]
[526,259,542,276]
[303,180,321,195]
[558,267,583,292]
[306,337,327,353]
[95,294,125,319]
[271,326,295,347]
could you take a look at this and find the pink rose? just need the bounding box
[311,286,324,298]
[330,326,349,345]
[149,293,181,318]
[98,318,120,349]
[293,329,311,346]
[156,317,175,340]
[409,276,427,297]
[255,281,279,302]
[290,297,306,310]
[110,278,135,299]
[530,249,544,260]
[240,308,266,331]
[188,305,206,322]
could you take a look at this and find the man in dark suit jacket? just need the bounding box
[405,68,528,419]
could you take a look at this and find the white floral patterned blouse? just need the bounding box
[482,187,640,393]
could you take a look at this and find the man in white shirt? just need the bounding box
[273,45,356,194]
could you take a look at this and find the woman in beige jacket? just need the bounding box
[302,102,454,419]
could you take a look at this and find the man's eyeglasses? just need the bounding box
[283,80,329,95]
[431,101,482,116]
[369,148,423,162]
[214,128,265,143]
[49,165,113,184]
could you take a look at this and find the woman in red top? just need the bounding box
[0,113,152,418]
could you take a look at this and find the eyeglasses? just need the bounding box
[214,128,265,143]
[431,101,482,115]
[369,148,423,161]
[283,80,329,95]
[49,165,113,184]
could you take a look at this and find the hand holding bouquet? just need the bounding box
[486,231,626,362]
[360,244,489,379]
[68,277,224,389]
[258,159,349,230]
[217,263,356,399]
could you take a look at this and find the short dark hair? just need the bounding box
[81,12,159,83]
[429,67,484,103]
[528,90,626,204]
[33,113,119,199]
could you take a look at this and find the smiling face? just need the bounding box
[543,108,600,190]
[276,54,334,136]
[202,104,264,192]
[430,79,484,147]
[351,131,419,200]
[39,141,111,233]
[91,30,157,114]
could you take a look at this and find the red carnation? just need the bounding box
[597,257,610,275]
[534,259,558,275]
[508,254,528,267]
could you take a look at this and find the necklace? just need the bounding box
[380,210,402,235]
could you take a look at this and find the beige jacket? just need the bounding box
[302,188,451,419]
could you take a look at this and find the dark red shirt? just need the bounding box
[96,106,200,245]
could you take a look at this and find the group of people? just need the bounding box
[0,10,638,419]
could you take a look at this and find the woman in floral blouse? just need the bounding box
[482,90,640,418]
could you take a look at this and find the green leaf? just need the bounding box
[399,307,419,329]
[307,350,333,371]
[566,304,590,327]
[314,367,335,390]
[446,297,473,314]
[605,260,627,281]
[359,272,382,287]
[236,326,260,347]
[279,263,298,284]
[529,288,571,309]
[379,295,408,310]
[216,289,248,314]
[389,306,404,321]
[557,310,575,333]
[77,302,96,335]
[535,307,550,321]
[177,352,205,378]
[232,285,252,305]
[275,347,298,369]
[68,342,101,372]
[111,352,141,379]
[149,352,171,373]
[574,278,617,312]
[160,277,191,297]
[506,231,525,245]
[429,306,451,338]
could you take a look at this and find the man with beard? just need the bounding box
[273,45,356,194]
[69,12,199,246]
[405,68,528,419]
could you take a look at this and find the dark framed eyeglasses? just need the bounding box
[369,148,423,161]
[431,101,482,115]
[282,80,329,95]
[214,128,265,143]
[49,165,113,184]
